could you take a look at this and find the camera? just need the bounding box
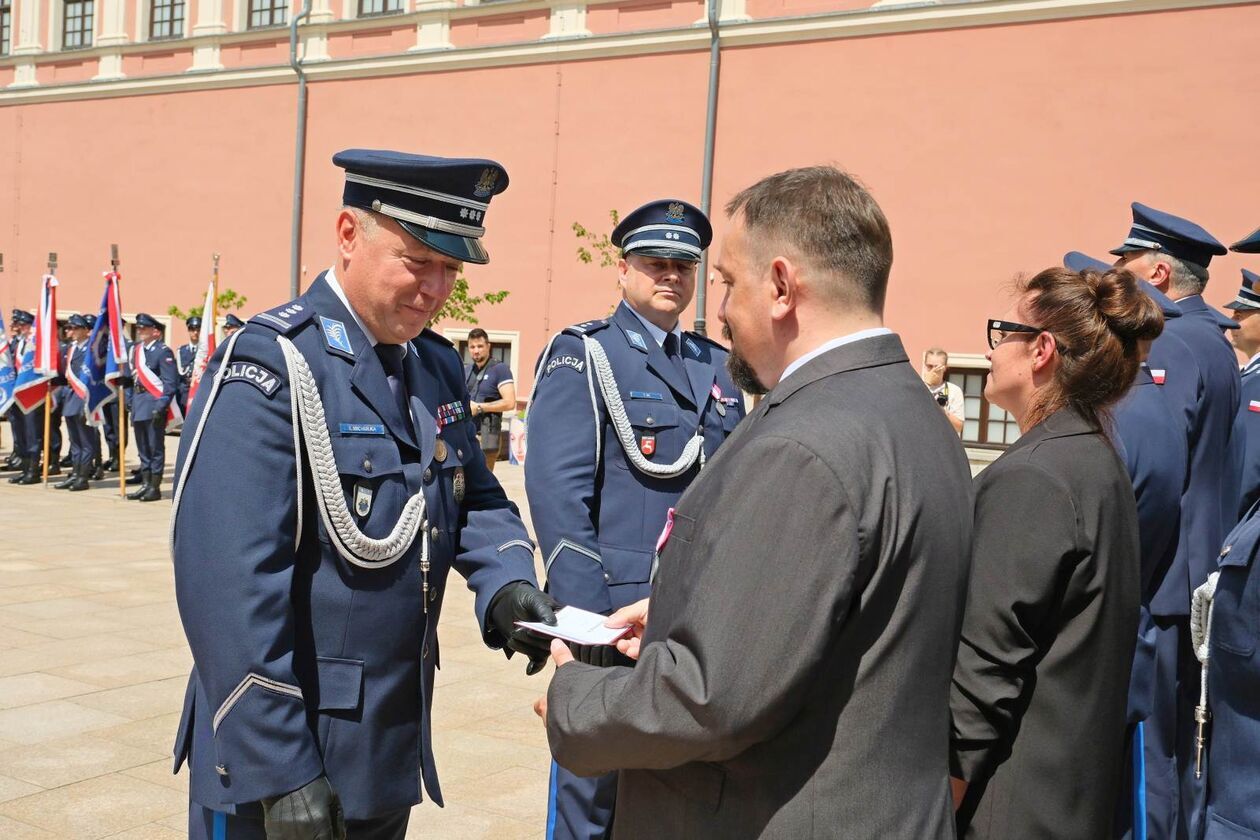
[935,391,949,407]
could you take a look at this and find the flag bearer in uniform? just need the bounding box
[3,310,34,474]
[525,199,746,840]
[171,149,559,840]
[55,314,97,491]
[177,316,201,417]
[127,313,178,502]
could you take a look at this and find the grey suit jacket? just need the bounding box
[546,333,974,838]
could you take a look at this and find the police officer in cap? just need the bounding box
[127,313,178,502]
[1191,223,1260,840]
[56,314,97,491]
[1224,265,1260,518]
[222,313,245,337]
[526,199,746,839]
[1066,252,1188,838]
[171,149,559,840]
[1110,203,1238,839]
[177,316,202,416]
[8,308,62,484]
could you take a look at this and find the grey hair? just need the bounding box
[1149,250,1208,296]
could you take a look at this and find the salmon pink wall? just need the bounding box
[586,0,707,35]
[3,4,1259,392]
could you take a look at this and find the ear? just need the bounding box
[768,256,797,322]
[336,210,358,260]
[616,258,630,291]
[1030,331,1058,373]
[1149,258,1173,289]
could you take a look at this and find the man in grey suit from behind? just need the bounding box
[541,166,974,838]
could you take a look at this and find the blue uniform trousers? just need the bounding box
[549,758,616,840]
[65,414,99,468]
[7,406,29,458]
[1140,616,1205,840]
[134,416,167,474]
[189,802,409,840]
[102,402,119,449]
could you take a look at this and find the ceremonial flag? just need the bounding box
[0,312,14,416]
[13,274,58,413]
[33,274,60,377]
[187,279,217,406]
[85,271,126,425]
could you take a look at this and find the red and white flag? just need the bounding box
[33,274,60,377]
[1249,400,1260,413]
[187,279,218,406]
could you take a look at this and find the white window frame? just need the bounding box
[440,327,521,397]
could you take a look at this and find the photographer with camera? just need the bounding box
[922,347,964,434]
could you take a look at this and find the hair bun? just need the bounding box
[1084,268,1164,343]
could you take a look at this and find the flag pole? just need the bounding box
[111,245,129,499]
[41,253,57,487]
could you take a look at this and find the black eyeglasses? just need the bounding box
[987,319,1045,351]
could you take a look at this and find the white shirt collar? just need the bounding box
[1246,351,1260,370]
[626,304,683,349]
[778,327,892,384]
[326,265,380,348]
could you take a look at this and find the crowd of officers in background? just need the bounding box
[1,310,245,498]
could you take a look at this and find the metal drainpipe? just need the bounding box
[289,1,314,299]
[695,0,722,336]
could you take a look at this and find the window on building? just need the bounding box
[358,0,403,17]
[948,365,1021,448]
[1,1,12,57]
[149,0,185,39]
[63,0,94,49]
[248,0,287,29]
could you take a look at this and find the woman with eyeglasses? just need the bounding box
[949,266,1164,839]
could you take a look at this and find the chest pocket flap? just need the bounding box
[1213,519,1260,657]
[623,400,681,431]
[329,434,404,479]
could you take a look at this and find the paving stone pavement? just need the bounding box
[0,443,553,839]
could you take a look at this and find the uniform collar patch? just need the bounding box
[626,330,648,351]
[320,316,354,355]
[685,338,701,356]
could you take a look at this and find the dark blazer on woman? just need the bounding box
[951,407,1141,839]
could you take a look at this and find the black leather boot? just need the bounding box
[7,458,29,483]
[59,454,73,468]
[127,470,152,499]
[54,464,80,489]
[66,466,91,491]
[136,473,162,502]
[125,468,144,486]
[45,460,61,477]
[0,454,21,472]
[15,461,41,485]
[102,447,119,472]
[92,456,105,481]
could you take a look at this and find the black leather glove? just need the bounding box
[568,643,636,668]
[261,776,346,840]
[489,582,560,676]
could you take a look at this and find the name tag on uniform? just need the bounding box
[339,423,386,436]
[629,391,663,401]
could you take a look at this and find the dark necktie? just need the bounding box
[663,332,689,385]
[376,344,413,434]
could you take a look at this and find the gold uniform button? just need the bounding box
[435,439,448,462]
[430,526,440,542]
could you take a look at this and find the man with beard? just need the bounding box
[526,198,745,839]
[541,167,972,838]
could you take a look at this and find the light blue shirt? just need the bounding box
[626,304,683,350]
[778,327,893,384]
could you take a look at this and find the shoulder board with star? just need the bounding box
[562,319,610,338]
[249,300,314,335]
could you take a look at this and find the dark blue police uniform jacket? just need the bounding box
[130,341,178,423]
[170,272,538,820]
[1150,296,1242,617]
[1202,505,1260,839]
[1233,358,1260,520]
[177,343,196,411]
[62,344,88,418]
[1112,365,1189,723]
[525,301,745,615]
